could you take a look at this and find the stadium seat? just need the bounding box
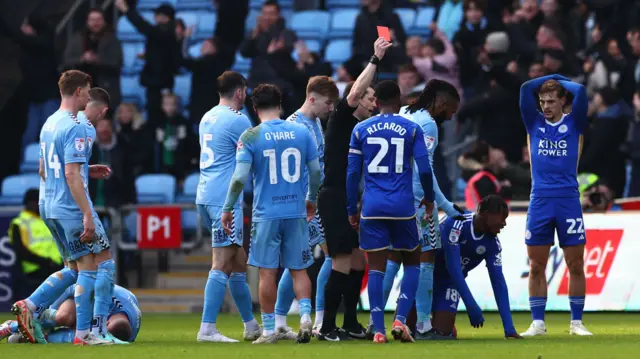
[394,8,416,32]
[232,53,252,73]
[116,12,154,41]
[188,42,202,58]
[250,0,292,9]
[196,11,216,40]
[20,143,40,173]
[120,75,144,108]
[292,39,323,61]
[328,8,359,38]
[122,42,145,75]
[177,173,199,203]
[173,74,192,106]
[245,9,260,31]
[135,174,177,203]
[137,0,176,10]
[0,174,40,205]
[176,11,199,31]
[409,7,435,36]
[176,0,212,11]
[325,39,352,68]
[290,11,330,40]
[326,0,359,8]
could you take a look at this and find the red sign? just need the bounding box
[136,207,182,249]
[557,229,623,295]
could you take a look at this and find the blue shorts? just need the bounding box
[417,206,441,252]
[526,196,586,247]
[248,218,313,270]
[40,206,69,261]
[197,204,243,247]
[308,212,325,247]
[432,279,460,313]
[49,214,110,261]
[359,217,420,252]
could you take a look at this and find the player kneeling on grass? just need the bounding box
[1,284,141,344]
[426,195,521,340]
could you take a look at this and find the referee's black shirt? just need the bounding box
[322,97,359,189]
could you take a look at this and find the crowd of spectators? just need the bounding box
[3,0,640,211]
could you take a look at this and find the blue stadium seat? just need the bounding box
[329,8,359,38]
[135,174,176,203]
[137,0,176,10]
[245,9,259,32]
[250,0,292,9]
[290,11,330,40]
[176,0,212,11]
[20,143,40,173]
[326,0,359,8]
[117,12,154,41]
[120,75,144,108]
[232,53,252,73]
[188,42,202,58]
[177,173,199,203]
[292,39,323,62]
[176,11,199,31]
[409,7,435,36]
[394,8,416,32]
[0,174,40,205]
[325,39,352,68]
[173,74,192,106]
[196,11,216,40]
[122,42,145,75]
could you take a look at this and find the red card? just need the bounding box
[377,26,391,41]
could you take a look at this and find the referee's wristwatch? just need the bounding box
[369,55,380,66]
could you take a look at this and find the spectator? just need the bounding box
[62,8,123,108]
[453,0,492,98]
[413,24,462,97]
[580,87,631,197]
[335,58,364,97]
[114,102,152,176]
[155,93,198,181]
[584,38,627,97]
[183,37,235,127]
[628,92,640,197]
[175,18,193,55]
[352,0,407,72]
[115,0,181,130]
[239,0,297,113]
[458,141,512,209]
[15,17,60,156]
[397,64,422,100]
[90,118,137,208]
[619,27,640,104]
[266,39,334,109]
[405,36,423,58]
[435,0,464,40]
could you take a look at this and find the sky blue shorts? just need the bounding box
[248,218,313,270]
[417,206,441,252]
[197,204,243,248]
[49,213,109,261]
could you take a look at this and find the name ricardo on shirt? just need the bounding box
[366,121,407,136]
[265,131,296,141]
[537,139,568,157]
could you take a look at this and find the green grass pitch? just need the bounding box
[2,312,640,358]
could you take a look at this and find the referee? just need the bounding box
[317,37,392,341]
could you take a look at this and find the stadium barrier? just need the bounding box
[359,211,640,312]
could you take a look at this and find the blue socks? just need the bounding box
[228,272,255,323]
[262,312,275,335]
[416,262,434,331]
[569,296,585,321]
[315,256,332,312]
[47,328,75,343]
[39,309,58,329]
[274,269,295,317]
[368,270,385,334]
[27,267,78,318]
[529,296,547,321]
[75,270,97,337]
[382,260,400,307]
[93,259,115,336]
[202,270,229,326]
[396,265,419,324]
[299,298,312,323]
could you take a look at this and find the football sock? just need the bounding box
[299,298,312,324]
[228,272,255,323]
[569,296,585,321]
[92,259,115,336]
[382,260,400,306]
[200,270,228,334]
[74,270,97,339]
[262,312,275,336]
[274,269,295,321]
[416,262,434,332]
[368,270,385,334]
[396,265,419,324]
[27,267,78,319]
[320,269,348,334]
[343,269,365,328]
[529,296,547,322]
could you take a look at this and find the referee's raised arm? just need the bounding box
[316,37,392,341]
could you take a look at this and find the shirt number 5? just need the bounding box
[200,133,214,169]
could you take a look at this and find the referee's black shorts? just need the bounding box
[317,186,359,257]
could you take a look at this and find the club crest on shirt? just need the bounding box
[237,139,244,151]
[75,138,85,151]
[425,135,435,150]
[449,229,460,244]
[476,245,486,255]
[559,124,568,133]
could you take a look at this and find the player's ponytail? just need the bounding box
[406,79,460,114]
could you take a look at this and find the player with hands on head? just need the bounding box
[346,80,435,343]
[427,195,521,340]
